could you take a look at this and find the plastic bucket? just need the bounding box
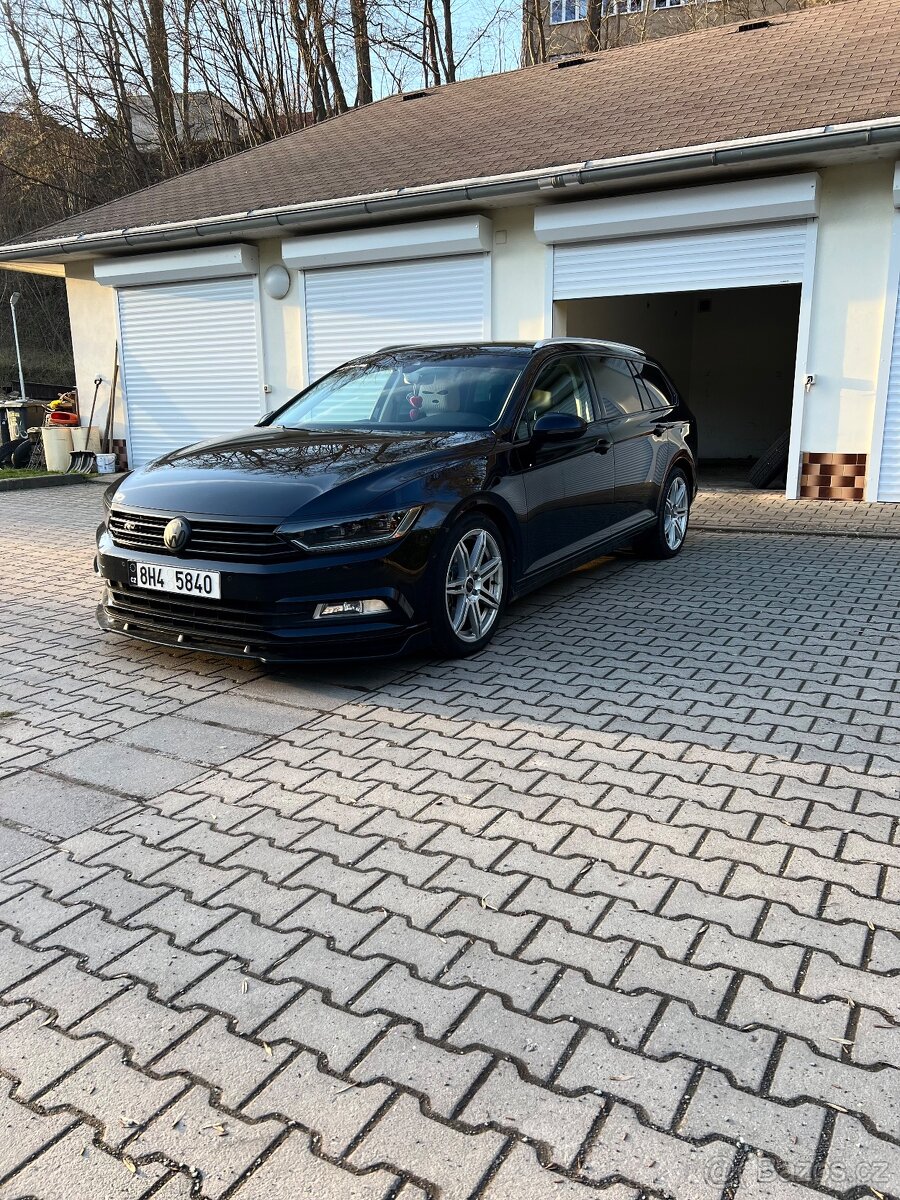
[71,426,102,454]
[95,453,117,475]
[41,426,74,472]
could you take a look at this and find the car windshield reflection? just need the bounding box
[271,348,530,432]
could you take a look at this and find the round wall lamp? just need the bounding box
[262,264,291,300]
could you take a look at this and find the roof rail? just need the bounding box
[533,336,646,356]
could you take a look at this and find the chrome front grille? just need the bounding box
[108,509,300,563]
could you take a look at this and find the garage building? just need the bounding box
[1,0,899,500]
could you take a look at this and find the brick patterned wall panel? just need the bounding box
[799,452,867,501]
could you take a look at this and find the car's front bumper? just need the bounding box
[95,524,435,663]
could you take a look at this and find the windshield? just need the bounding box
[272,348,530,432]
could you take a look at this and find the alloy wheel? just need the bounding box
[444,527,504,643]
[663,475,689,550]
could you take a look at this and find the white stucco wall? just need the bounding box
[489,207,547,342]
[64,262,123,438]
[800,160,896,454]
[257,238,305,411]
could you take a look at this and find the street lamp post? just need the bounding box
[9,292,26,403]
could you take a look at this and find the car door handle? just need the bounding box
[653,424,668,437]
[594,438,612,454]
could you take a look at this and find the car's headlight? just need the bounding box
[288,507,422,553]
[102,482,120,512]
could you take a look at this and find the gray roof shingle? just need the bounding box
[10,0,900,249]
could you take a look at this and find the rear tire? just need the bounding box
[634,468,691,559]
[10,439,33,468]
[749,431,790,489]
[430,514,508,657]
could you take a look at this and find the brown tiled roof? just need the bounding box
[12,0,900,248]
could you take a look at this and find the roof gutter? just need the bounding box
[3,116,900,263]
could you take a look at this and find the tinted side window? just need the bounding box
[516,356,595,440]
[587,357,643,417]
[634,361,676,411]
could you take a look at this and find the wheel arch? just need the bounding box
[670,453,697,499]
[448,493,522,583]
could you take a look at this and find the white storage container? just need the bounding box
[41,426,73,472]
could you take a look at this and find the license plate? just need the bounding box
[127,560,221,599]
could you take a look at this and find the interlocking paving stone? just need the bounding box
[98,930,224,1000]
[352,963,477,1039]
[644,999,777,1091]
[348,1092,506,1200]
[538,968,661,1048]
[449,993,576,1080]
[582,1103,735,1200]
[244,1049,392,1155]
[353,1022,490,1118]
[0,1079,76,1180]
[461,1058,601,1167]
[0,825,50,870]
[153,1014,288,1107]
[557,1028,694,1127]
[39,1042,187,1148]
[770,1036,900,1139]
[0,1009,103,1101]
[5,954,126,1029]
[0,887,87,941]
[227,1129,401,1199]
[0,1125,169,1198]
[0,772,131,838]
[127,1086,286,1200]
[0,488,899,1200]
[680,1067,826,1174]
[483,1142,640,1199]
[175,960,299,1035]
[261,990,389,1072]
[825,1112,900,1196]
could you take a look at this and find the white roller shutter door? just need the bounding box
[118,277,261,467]
[877,281,900,501]
[304,254,489,381]
[552,221,810,299]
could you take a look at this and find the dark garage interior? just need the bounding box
[564,284,802,474]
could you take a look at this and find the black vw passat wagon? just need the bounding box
[97,339,697,662]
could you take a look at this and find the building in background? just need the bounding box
[524,0,813,60]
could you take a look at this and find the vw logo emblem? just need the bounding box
[163,517,191,553]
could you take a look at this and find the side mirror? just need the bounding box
[532,411,587,441]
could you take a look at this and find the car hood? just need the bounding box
[110,426,496,521]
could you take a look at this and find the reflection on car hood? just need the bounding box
[110,426,495,520]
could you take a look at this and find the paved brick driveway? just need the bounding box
[0,484,898,1200]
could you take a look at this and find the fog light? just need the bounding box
[313,599,390,619]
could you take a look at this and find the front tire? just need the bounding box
[431,514,507,657]
[635,468,691,559]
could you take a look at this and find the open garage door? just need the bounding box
[549,223,810,472]
[536,175,819,493]
[565,285,802,466]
